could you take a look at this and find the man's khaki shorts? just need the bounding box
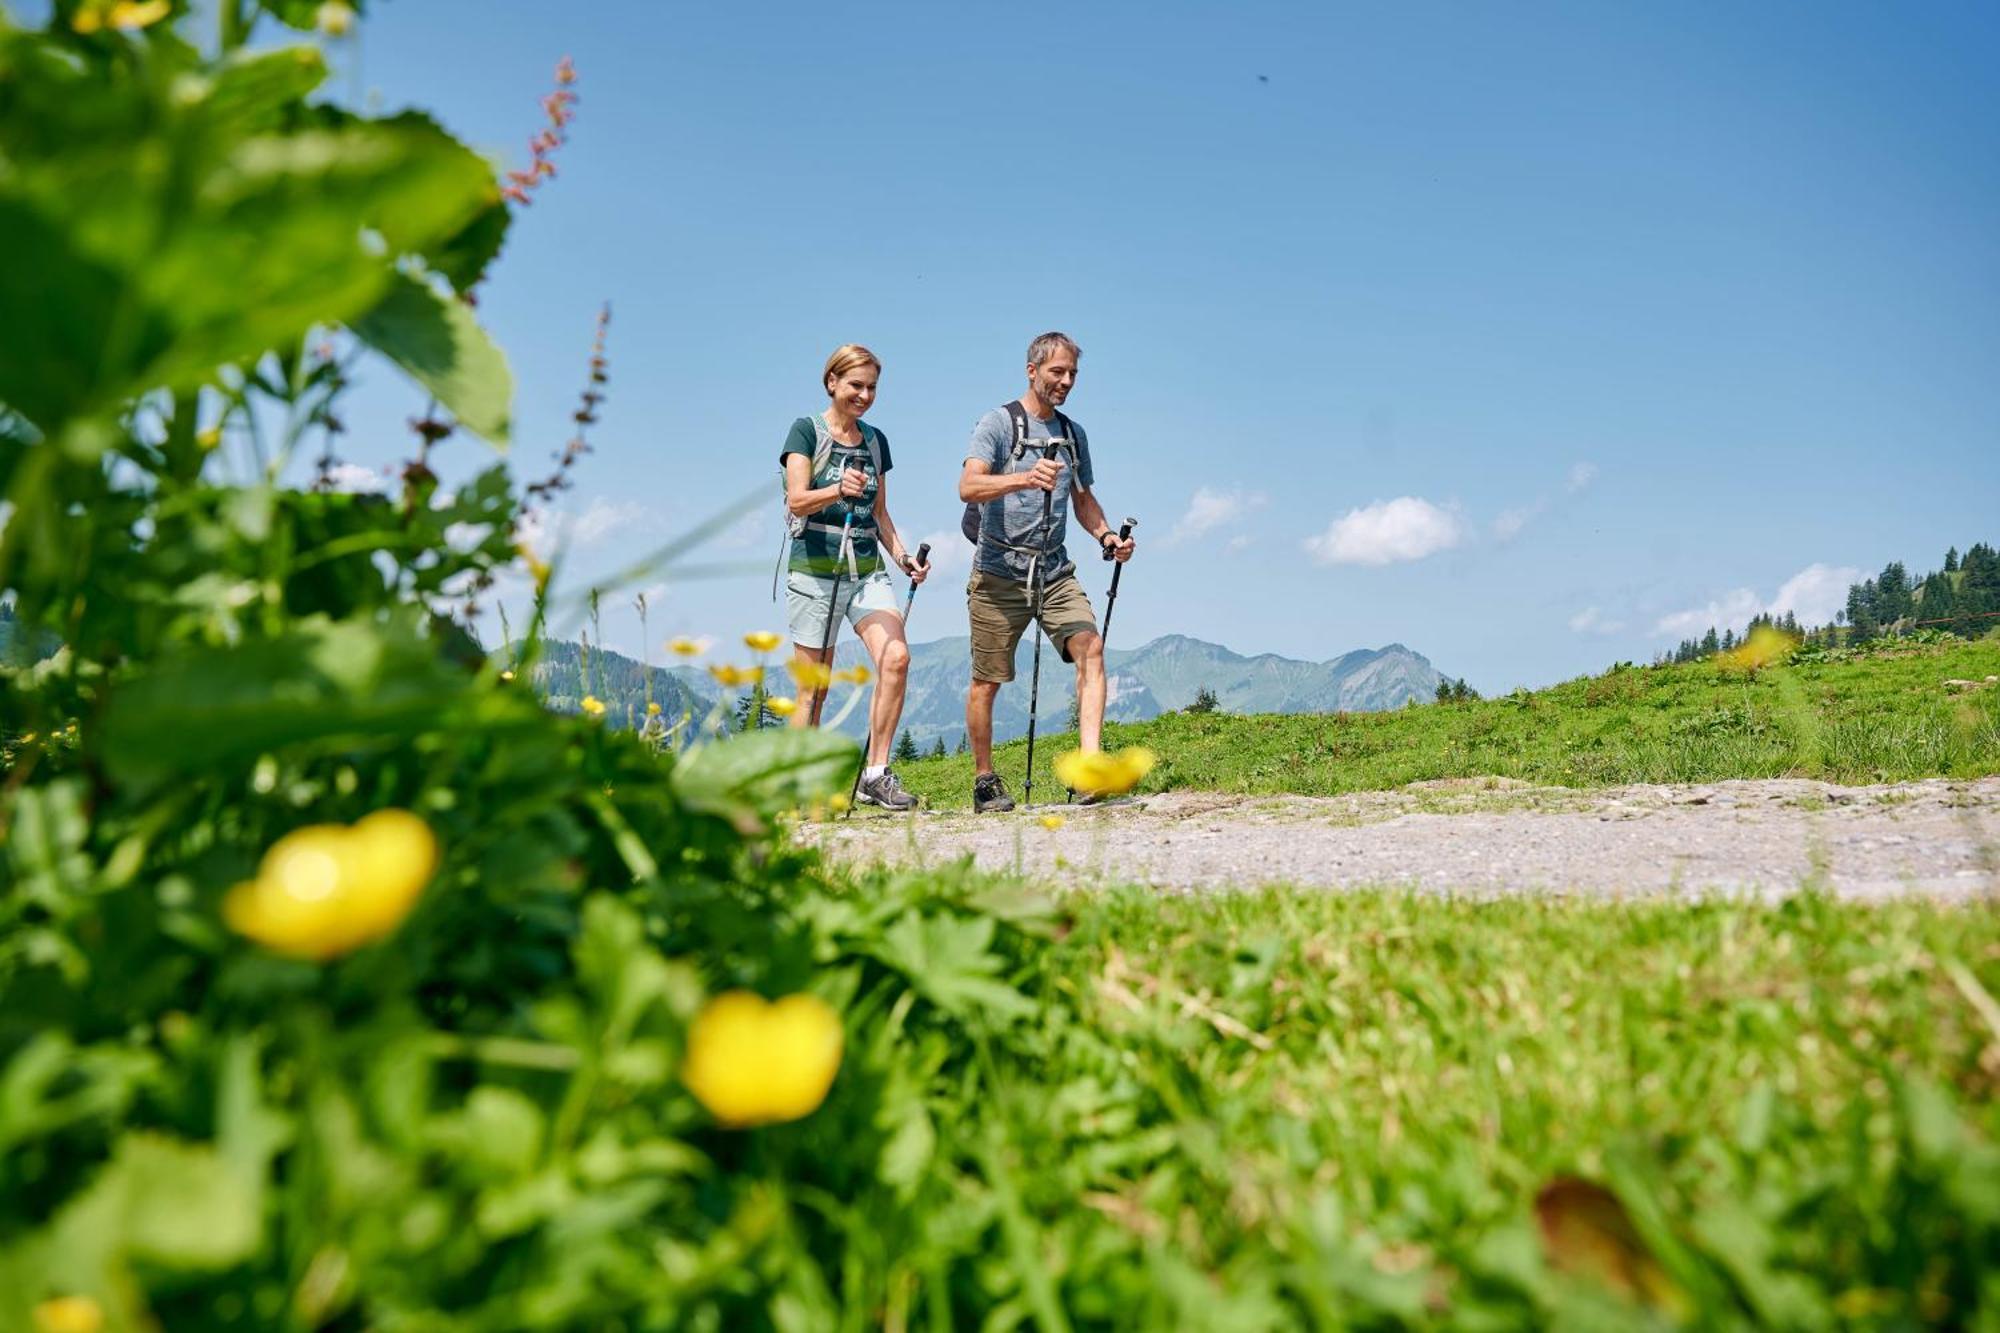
[967,568,1098,683]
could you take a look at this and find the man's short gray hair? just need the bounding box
[1026,331,1081,368]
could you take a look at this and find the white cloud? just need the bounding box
[516,496,652,559]
[911,530,969,579]
[1492,504,1542,542]
[1303,497,1462,567]
[1768,563,1861,628]
[1568,606,1625,636]
[1654,589,1764,637]
[1224,534,1253,554]
[570,497,647,547]
[1566,461,1599,494]
[1170,486,1267,544]
[322,462,389,493]
[1652,563,1863,637]
[716,509,769,551]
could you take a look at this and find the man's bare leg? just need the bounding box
[967,678,1003,774]
[1069,631,1106,752]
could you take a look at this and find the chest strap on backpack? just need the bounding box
[773,413,882,598]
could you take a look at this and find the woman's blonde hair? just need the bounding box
[823,344,882,396]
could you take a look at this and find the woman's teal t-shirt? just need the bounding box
[779,416,894,577]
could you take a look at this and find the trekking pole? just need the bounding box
[1100,517,1136,642]
[808,510,855,727]
[1020,442,1064,810]
[1068,517,1136,803]
[848,541,929,817]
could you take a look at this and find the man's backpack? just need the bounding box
[959,401,1076,545]
[772,414,883,599]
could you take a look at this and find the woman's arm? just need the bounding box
[785,453,861,518]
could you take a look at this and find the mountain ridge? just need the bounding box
[531,632,1446,747]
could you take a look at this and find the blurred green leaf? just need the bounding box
[429,198,513,292]
[872,913,1035,1023]
[672,728,857,825]
[97,614,475,786]
[350,267,513,445]
[0,33,492,430]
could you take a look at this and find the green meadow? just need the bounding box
[892,635,2000,809]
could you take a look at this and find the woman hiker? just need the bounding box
[780,344,931,809]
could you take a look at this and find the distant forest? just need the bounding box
[1660,541,2000,664]
[501,637,706,731]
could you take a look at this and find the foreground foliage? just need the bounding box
[896,636,2000,808]
[5,5,1998,1329]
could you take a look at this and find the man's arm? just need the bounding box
[960,456,1061,502]
[1072,484,1135,562]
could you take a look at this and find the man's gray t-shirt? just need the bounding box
[966,406,1095,582]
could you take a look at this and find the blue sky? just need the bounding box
[285,0,1994,691]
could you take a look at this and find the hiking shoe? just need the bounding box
[856,768,919,811]
[972,772,1015,813]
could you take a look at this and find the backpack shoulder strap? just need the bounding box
[859,422,884,477]
[806,412,835,475]
[1003,400,1029,460]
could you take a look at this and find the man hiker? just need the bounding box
[957,331,1135,812]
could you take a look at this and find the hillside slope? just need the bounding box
[888,636,2000,808]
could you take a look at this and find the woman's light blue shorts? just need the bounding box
[786,568,899,647]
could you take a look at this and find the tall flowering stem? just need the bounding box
[522,302,610,517]
[503,56,578,208]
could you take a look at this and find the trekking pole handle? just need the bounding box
[1103,517,1135,560]
[908,541,930,574]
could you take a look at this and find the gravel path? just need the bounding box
[805,777,2000,899]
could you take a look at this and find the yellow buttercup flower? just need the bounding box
[223,810,438,962]
[668,636,711,658]
[836,664,872,685]
[580,695,607,718]
[1039,815,1067,830]
[708,663,749,689]
[1053,746,1157,797]
[1717,624,1799,674]
[766,696,798,718]
[827,792,849,812]
[315,0,355,35]
[33,1296,103,1333]
[72,0,170,33]
[786,659,833,691]
[196,426,222,451]
[499,669,516,682]
[743,631,783,653]
[646,701,662,715]
[681,991,843,1128]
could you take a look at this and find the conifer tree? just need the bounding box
[1945,546,1960,573]
[1845,581,1878,643]
[894,729,919,762]
[1875,562,1913,625]
[929,736,948,759]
